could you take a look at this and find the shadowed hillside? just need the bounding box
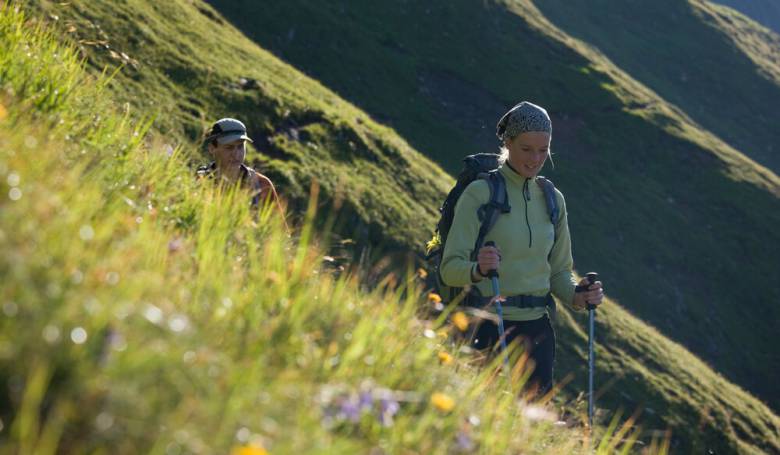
[203,0,780,411]
[534,0,780,174]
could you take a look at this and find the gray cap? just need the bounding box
[207,118,253,145]
[496,101,551,142]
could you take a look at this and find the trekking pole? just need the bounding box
[484,241,509,371]
[584,272,599,429]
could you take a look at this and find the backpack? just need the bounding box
[425,153,560,305]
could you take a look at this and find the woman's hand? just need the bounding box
[476,245,502,276]
[573,277,604,310]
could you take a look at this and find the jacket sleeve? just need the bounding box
[549,190,580,310]
[440,180,490,287]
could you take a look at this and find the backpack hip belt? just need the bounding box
[466,293,553,309]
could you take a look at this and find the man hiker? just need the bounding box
[197,117,288,230]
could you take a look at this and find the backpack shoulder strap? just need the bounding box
[536,176,559,227]
[240,165,267,206]
[471,171,511,260]
[536,176,561,320]
[196,162,217,179]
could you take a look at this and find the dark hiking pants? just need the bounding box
[471,314,555,396]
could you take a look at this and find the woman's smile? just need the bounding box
[505,131,551,178]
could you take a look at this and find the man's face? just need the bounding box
[209,139,246,168]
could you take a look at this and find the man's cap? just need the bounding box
[206,118,253,145]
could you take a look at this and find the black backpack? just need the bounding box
[426,153,560,304]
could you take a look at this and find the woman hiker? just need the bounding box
[197,117,289,232]
[440,101,604,397]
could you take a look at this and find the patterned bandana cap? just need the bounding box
[496,101,552,142]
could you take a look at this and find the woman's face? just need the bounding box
[505,132,550,178]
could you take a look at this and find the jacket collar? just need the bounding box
[499,161,535,188]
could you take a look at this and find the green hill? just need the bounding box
[534,0,780,174]
[201,0,780,412]
[20,0,452,257]
[4,0,780,453]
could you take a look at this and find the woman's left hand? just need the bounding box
[573,278,604,310]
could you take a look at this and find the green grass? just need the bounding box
[3,1,780,453]
[196,0,780,415]
[1,6,618,453]
[18,0,454,259]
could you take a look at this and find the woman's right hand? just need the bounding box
[477,244,502,276]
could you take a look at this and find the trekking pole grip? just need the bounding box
[586,272,599,311]
[484,241,499,279]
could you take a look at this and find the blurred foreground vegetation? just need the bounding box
[0,5,657,453]
[1,2,779,454]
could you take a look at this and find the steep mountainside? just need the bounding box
[204,0,780,411]
[15,0,780,452]
[534,0,780,173]
[21,0,452,258]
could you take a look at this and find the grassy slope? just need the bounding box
[202,0,780,411]
[20,0,453,259]
[554,301,780,455]
[533,0,780,174]
[1,6,598,453]
[10,0,780,453]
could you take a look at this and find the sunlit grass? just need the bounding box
[0,5,660,453]
[4,2,780,453]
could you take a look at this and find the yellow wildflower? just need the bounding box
[231,446,268,455]
[430,392,455,412]
[417,268,428,279]
[0,103,7,121]
[427,292,442,304]
[451,312,469,332]
[438,351,454,365]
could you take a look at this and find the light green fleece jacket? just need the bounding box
[440,164,580,321]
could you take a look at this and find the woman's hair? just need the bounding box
[498,145,509,164]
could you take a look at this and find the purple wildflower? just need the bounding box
[456,431,474,451]
[378,397,400,427]
[340,396,362,423]
[359,390,374,411]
